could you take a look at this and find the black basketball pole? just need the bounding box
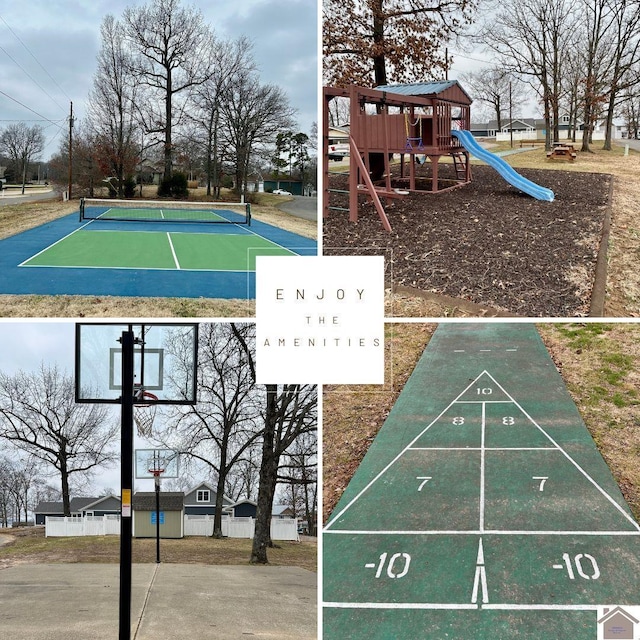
[155,473,161,564]
[119,329,135,640]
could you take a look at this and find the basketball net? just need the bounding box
[133,389,158,438]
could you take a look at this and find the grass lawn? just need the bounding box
[0,526,317,573]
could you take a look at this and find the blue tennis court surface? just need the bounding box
[0,212,316,299]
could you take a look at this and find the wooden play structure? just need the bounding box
[323,82,473,231]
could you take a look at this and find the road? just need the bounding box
[276,195,317,221]
[0,187,59,206]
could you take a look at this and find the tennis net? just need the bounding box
[79,198,251,225]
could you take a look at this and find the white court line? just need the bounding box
[456,400,513,404]
[323,602,479,610]
[324,529,640,536]
[480,402,486,532]
[482,371,640,532]
[18,220,94,266]
[408,447,558,451]
[324,371,490,530]
[484,604,598,611]
[166,233,181,269]
[324,602,598,612]
[324,368,640,534]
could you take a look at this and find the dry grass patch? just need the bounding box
[538,323,640,521]
[0,527,316,572]
[506,145,640,316]
[0,295,255,318]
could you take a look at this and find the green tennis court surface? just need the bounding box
[21,229,293,270]
[323,323,640,639]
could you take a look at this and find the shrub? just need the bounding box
[158,172,189,198]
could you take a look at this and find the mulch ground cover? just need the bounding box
[323,164,611,317]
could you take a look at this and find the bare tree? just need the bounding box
[278,430,318,536]
[88,14,140,197]
[123,0,213,179]
[155,324,262,538]
[323,0,477,87]
[191,35,256,197]
[601,0,640,150]
[221,71,296,198]
[461,68,525,131]
[0,123,45,194]
[0,366,118,516]
[481,0,578,149]
[249,385,317,563]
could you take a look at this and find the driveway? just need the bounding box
[0,563,317,639]
[276,195,317,222]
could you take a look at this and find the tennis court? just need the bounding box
[0,200,316,298]
[323,324,640,639]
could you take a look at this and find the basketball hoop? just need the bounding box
[133,389,158,437]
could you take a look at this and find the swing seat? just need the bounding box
[405,137,424,151]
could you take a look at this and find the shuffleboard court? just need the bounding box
[0,211,316,298]
[323,323,640,639]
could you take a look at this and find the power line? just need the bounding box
[0,89,65,130]
[0,42,66,113]
[0,14,72,102]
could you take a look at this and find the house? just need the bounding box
[132,491,185,539]
[272,504,295,519]
[34,496,121,525]
[264,178,304,195]
[183,481,234,517]
[227,499,257,518]
[597,606,639,639]
[246,172,264,193]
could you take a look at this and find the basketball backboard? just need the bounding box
[75,323,198,404]
[135,449,179,479]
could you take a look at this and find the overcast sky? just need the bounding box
[0,0,318,162]
[0,321,178,495]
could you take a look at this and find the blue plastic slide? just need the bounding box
[451,129,554,202]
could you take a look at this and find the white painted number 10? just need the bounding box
[477,388,493,395]
[366,552,411,579]
[553,553,600,580]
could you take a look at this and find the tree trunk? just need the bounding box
[372,0,386,86]
[61,457,71,517]
[164,68,173,179]
[250,385,278,564]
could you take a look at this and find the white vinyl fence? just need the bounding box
[45,515,121,537]
[45,514,299,541]
[184,514,299,541]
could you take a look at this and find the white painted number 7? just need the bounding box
[533,476,548,491]
[417,476,432,491]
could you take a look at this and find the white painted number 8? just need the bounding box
[453,417,465,425]
[502,417,515,425]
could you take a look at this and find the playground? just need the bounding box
[324,162,610,317]
[323,323,640,639]
[321,82,635,318]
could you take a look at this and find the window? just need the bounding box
[196,490,210,503]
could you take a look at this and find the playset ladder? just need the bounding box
[451,151,471,182]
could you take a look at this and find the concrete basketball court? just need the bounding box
[0,563,317,639]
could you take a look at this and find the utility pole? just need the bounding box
[68,101,74,200]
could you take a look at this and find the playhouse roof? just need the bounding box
[375,80,472,106]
